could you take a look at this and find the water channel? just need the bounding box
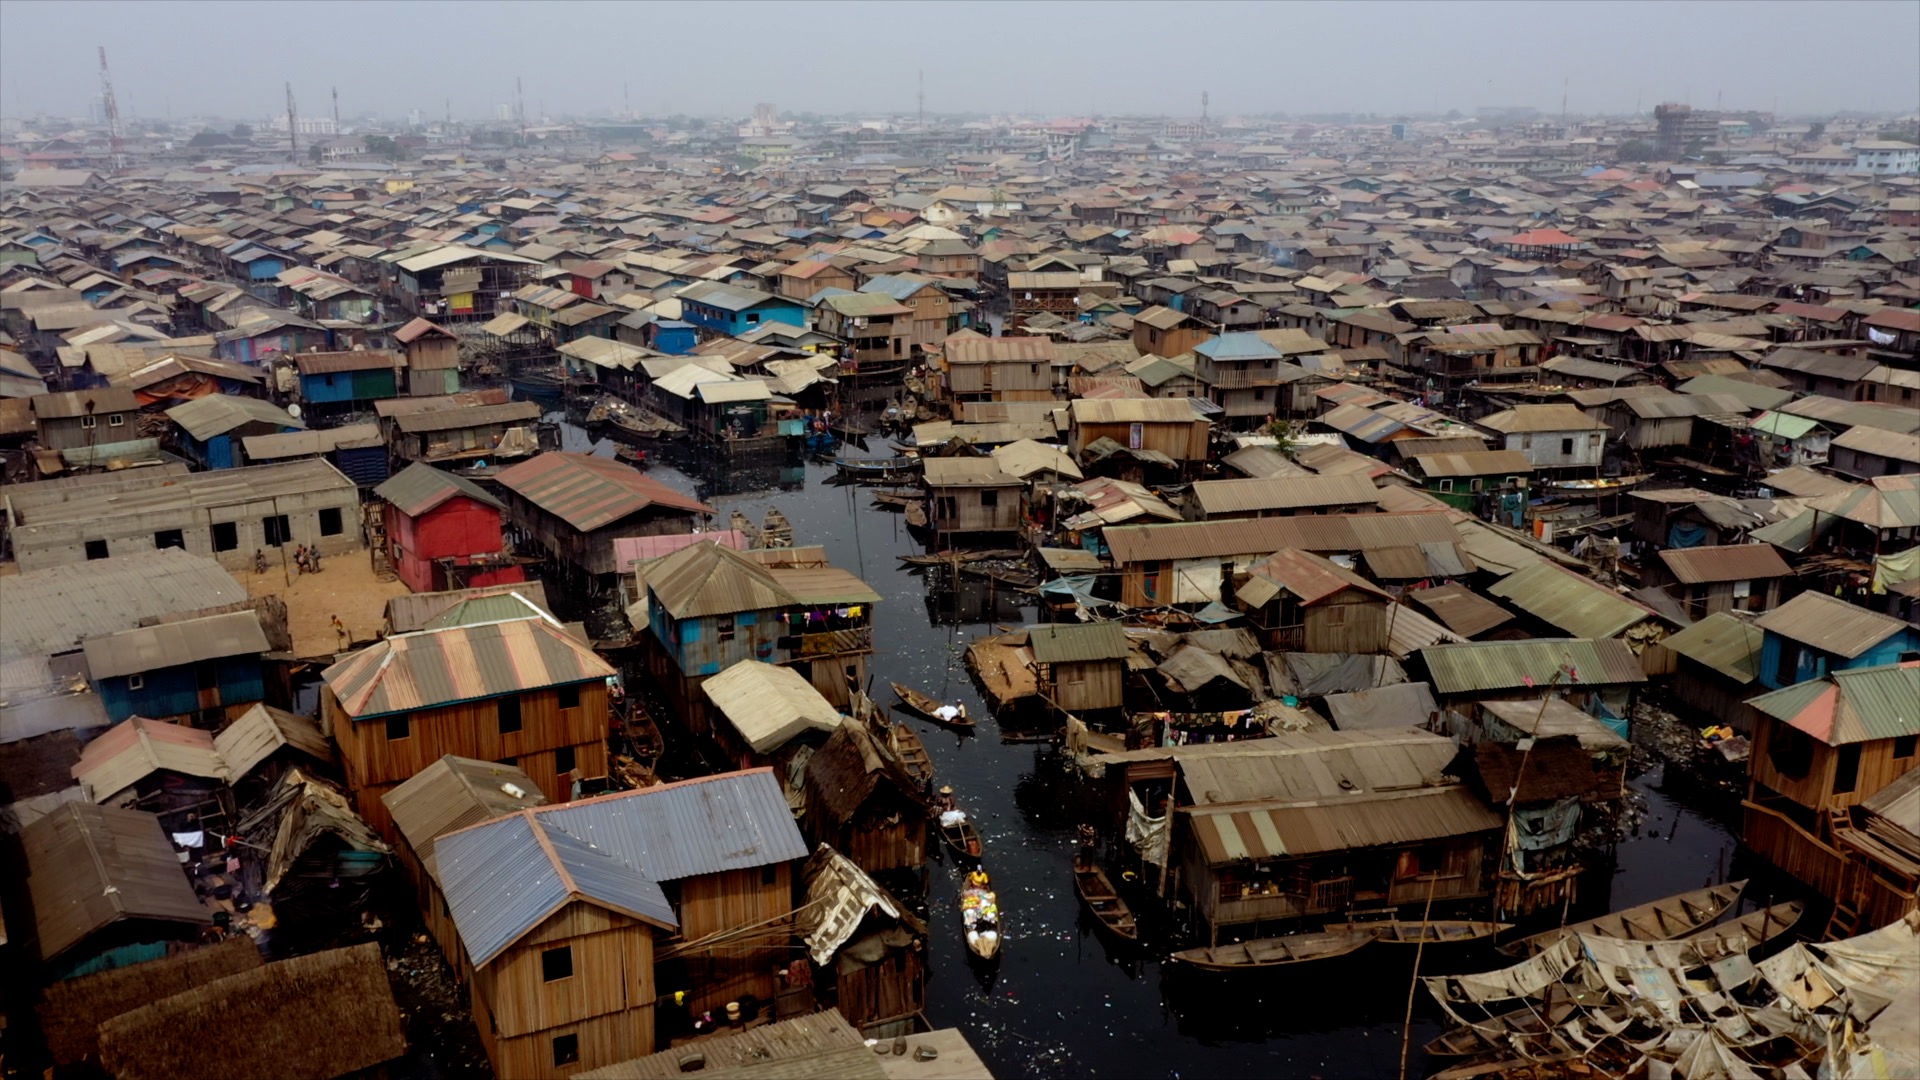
[535,417,1772,1079]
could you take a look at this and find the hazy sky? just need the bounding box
[2,0,1917,122]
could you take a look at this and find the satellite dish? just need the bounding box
[287,404,303,419]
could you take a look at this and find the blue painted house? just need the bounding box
[1753,591,1920,690]
[295,349,402,415]
[677,281,807,338]
[165,394,302,470]
[650,319,698,355]
[81,610,270,724]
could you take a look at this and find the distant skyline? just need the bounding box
[2,0,1918,123]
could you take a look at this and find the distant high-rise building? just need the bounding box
[1655,103,1720,159]
[497,103,513,122]
[270,113,338,137]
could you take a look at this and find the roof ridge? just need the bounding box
[529,813,579,896]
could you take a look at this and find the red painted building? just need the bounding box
[373,462,525,594]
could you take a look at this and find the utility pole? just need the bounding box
[624,81,631,119]
[97,46,125,172]
[918,68,925,130]
[1201,90,1210,124]
[516,76,526,143]
[332,85,339,130]
[286,81,298,162]
[445,98,451,126]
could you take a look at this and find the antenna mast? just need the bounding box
[1201,90,1210,124]
[97,46,125,172]
[332,85,340,130]
[516,76,526,142]
[286,82,298,161]
[918,69,925,129]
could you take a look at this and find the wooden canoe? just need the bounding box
[871,491,915,509]
[1170,930,1376,971]
[1676,900,1803,961]
[889,723,933,785]
[1424,997,1587,1059]
[904,501,929,530]
[1498,880,1747,958]
[1325,919,1508,945]
[891,682,975,729]
[938,815,984,863]
[962,885,1001,961]
[1074,864,1138,941]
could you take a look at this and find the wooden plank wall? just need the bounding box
[476,994,655,1079]
[478,909,653,1040]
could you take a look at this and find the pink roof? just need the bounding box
[612,529,748,568]
[1505,228,1582,247]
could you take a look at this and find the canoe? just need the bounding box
[614,445,649,467]
[889,722,933,785]
[832,456,918,482]
[904,501,928,529]
[1676,900,1803,961]
[1169,930,1376,971]
[937,812,984,863]
[1499,880,1747,958]
[871,491,916,509]
[1424,996,1593,1059]
[1325,919,1507,945]
[1074,864,1138,941]
[892,682,975,730]
[962,884,1000,961]
[510,370,567,398]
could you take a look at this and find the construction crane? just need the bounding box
[286,82,298,162]
[97,46,125,172]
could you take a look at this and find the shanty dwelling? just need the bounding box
[939,334,1057,407]
[375,462,526,594]
[1485,561,1672,673]
[1403,449,1533,512]
[1658,613,1768,734]
[1234,548,1395,654]
[700,658,842,770]
[922,457,1024,544]
[1191,332,1290,427]
[29,387,139,451]
[321,615,616,841]
[162,394,302,470]
[1,458,363,573]
[1743,661,1920,927]
[1131,305,1213,358]
[802,717,930,882]
[1182,474,1381,521]
[36,937,264,1071]
[1067,398,1212,470]
[1831,768,1920,933]
[20,801,212,979]
[294,349,403,419]
[94,942,408,1080]
[1645,543,1793,619]
[794,846,927,1032]
[387,399,545,466]
[1169,728,1503,941]
[240,423,390,485]
[494,452,715,583]
[80,610,270,725]
[1027,622,1129,716]
[1828,426,1920,480]
[677,281,808,338]
[1418,638,1649,731]
[383,754,549,979]
[1628,489,1768,552]
[432,769,809,1076]
[1593,392,1755,456]
[394,317,463,396]
[68,717,242,844]
[1753,591,1920,691]
[1475,403,1609,474]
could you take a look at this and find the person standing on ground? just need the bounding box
[331,615,349,651]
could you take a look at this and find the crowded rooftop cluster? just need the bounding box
[0,91,1917,1080]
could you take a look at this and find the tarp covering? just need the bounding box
[1872,546,1920,595]
[1127,789,1168,869]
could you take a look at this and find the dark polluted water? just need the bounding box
[555,423,1750,1079]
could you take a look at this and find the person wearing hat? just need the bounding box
[934,785,955,814]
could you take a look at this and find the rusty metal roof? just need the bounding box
[374,461,504,518]
[1487,562,1663,639]
[1657,544,1791,585]
[645,541,797,620]
[1028,621,1129,664]
[1420,638,1647,695]
[322,616,615,720]
[1754,591,1909,659]
[382,755,547,884]
[1246,547,1392,606]
[1748,660,1920,746]
[390,400,540,433]
[1191,474,1380,516]
[293,349,401,375]
[81,610,268,681]
[494,451,713,532]
[1660,612,1764,684]
[1407,583,1515,638]
[23,801,211,961]
[1187,786,1500,862]
[1407,449,1534,478]
[944,336,1056,364]
[1104,511,1460,565]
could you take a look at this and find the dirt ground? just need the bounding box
[244,549,409,659]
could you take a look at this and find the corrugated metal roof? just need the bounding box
[241,422,382,459]
[1408,450,1534,478]
[22,801,211,961]
[294,349,401,375]
[1407,583,1514,638]
[1754,592,1908,658]
[528,769,808,885]
[767,567,881,606]
[612,530,747,571]
[390,400,540,433]
[494,452,712,532]
[944,336,1056,364]
[385,582,554,635]
[645,541,797,620]
[212,703,333,778]
[1187,786,1499,863]
[7,459,357,532]
[1748,661,1920,746]
[165,395,300,441]
[1660,612,1763,684]
[1478,404,1609,433]
[1070,397,1202,424]
[1104,511,1460,565]
[1487,562,1660,639]
[1420,638,1648,695]
[577,1012,880,1080]
[1657,544,1791,585]
[374,461,504,518]
[1479,698,1629,750]
[923,457,1016,487]
[0,549,248,670]
[1191,474,1379,515]
[322,616,615,720]
[1247,548,1392,606]
[702,661,841,753]
[73,717,228,801]
[82,610,268,680]
[1028,622,1129,664]
[382,754,547,883]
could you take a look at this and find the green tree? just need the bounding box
[365,135,407,161]
[307,143,324,164]
[1807,120,1827,141]
[1616,139,1655,162]
[1265,418,1297,455]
